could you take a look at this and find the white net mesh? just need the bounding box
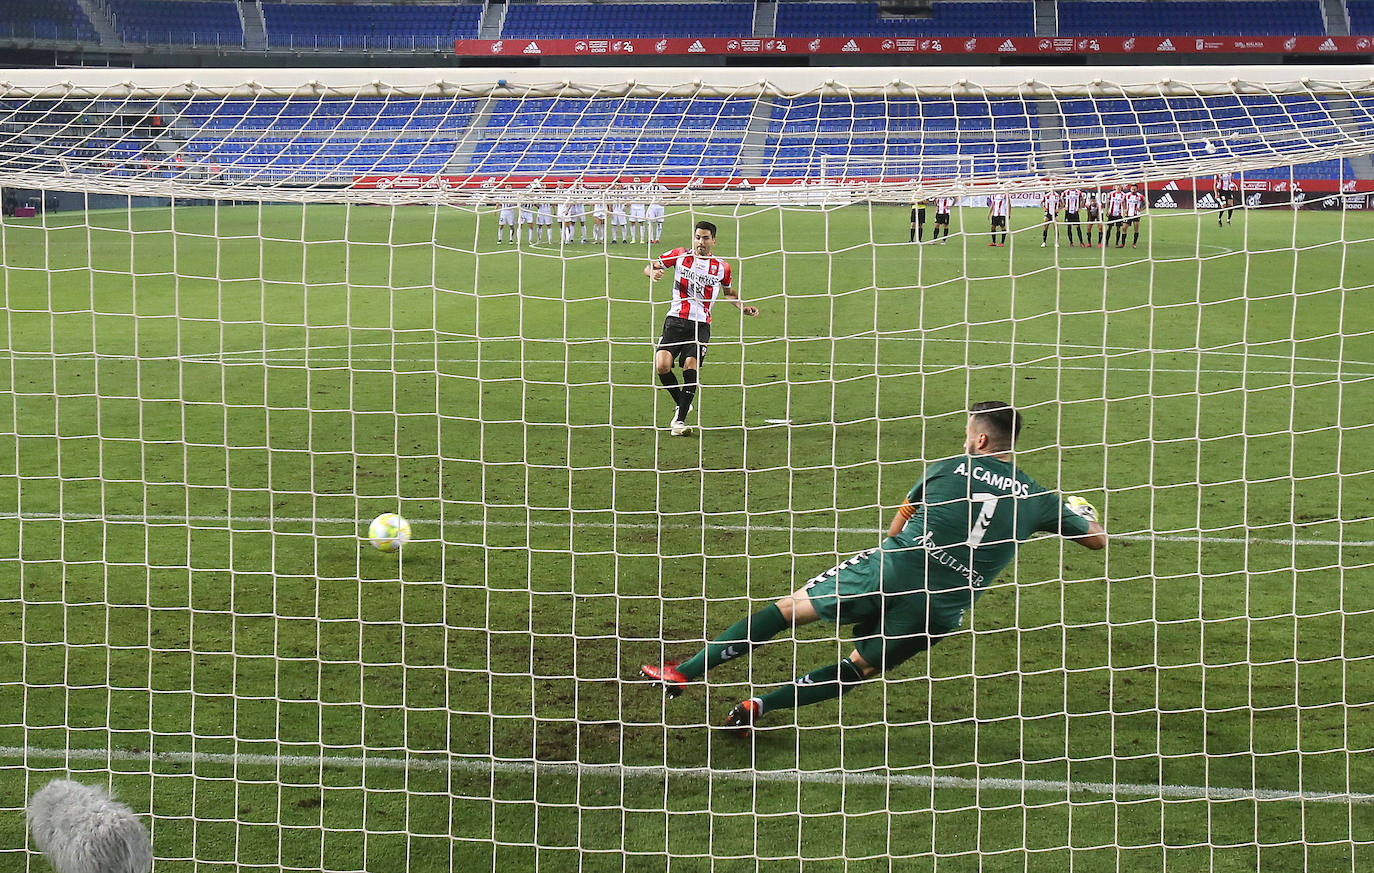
[1,67,1372,873]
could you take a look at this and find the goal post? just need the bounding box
[1,65,1372,873]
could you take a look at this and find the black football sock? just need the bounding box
[675,368,698,422]
[677,604,789,680]
[918,226,924,241]
[756,659,866,713]
[909,227,916,242]
[658,370,681,404]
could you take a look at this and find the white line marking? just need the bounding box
[4,350,1369,379]
[5,336,1372,372]
[4,511,1367,549]
[1,744,1368,805]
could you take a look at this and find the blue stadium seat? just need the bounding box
[0,0,99,41]
[1056,0,1326,35]
[262,3,482,49]
[107,0,243,45]
[775,1,1035,36]
[501,3,755,37]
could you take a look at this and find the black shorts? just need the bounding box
[935,212,950,225]
[990,216,1006,229]
[911,207,926,224]
[1064,210,1080,223]
[657,315,710,366]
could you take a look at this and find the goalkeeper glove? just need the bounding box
[1065,495,1098,524]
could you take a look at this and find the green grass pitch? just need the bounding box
[0,200,1371,872]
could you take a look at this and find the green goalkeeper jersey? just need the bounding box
[885,454,1094,599]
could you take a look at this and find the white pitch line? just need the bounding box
[7,336,1371,373]
[1,744,1369,806]
[4,511,1368,549]
[4,351,1369,379]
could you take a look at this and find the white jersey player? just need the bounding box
[591,188,608,243]
[1062,187,1086,247]
[627,176,647,244]
[645,178,667,244]
[497,186,519,244]
[609,185,629,244]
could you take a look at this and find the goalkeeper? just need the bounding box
[640,401,1108,734]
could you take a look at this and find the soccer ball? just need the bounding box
[367,513,411,552]
[1203,140,1217,154]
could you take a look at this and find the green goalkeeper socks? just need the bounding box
[677,603,789,680]
[756,659,866,714]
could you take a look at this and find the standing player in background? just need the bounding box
[1105,185,1126,248]
[496,184,518,245]
[536,186,555,244]
[569,179,589,244]
[591,187,607,244]
[933,195,954,244]
[1063,186,1086,247]
[1123,184,1144,248]
[555,182,574,245]
[1040,189,1060,247]
[1085,192,1103,247]
[987,192,1008,247]
[910,196,928,243]
[642,220,759,436]
[1221,170,1240,225]
[520,182,538,246]
[1291,180,1305,210]
[628,177,647,244]
[639,401,1108,733]
[646,177,667,245]
[609,186,629,245]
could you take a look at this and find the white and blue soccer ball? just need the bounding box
[367,513,411,552]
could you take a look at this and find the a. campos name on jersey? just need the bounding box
[953,461,1030,497]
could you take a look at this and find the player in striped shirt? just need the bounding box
[1040,189,1060,247]
[933,196,954,244]
[1123,184,1144,248]
[1105,185,1126,248]
[987,192,1008,247]
[1220,171,1239,225]
[1062,187,1086,247]
[644,220,760,436]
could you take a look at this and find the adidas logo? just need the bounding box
[997,39,1016,52]
[687,39,705,53]
[841,39,860,52]
[523,41,541,54]
[1197,193,1219,208]
[1163,180,1179,190]
[1153,193,1178,208]
[1157,38,1176,52]
[1318,38,1337,51]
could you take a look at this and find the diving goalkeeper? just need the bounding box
[639,401,1108,734]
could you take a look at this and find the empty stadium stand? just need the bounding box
[1056,0,1326,35]
[261,2,483,50]
[773,1,1036,36]
[0,0,98,41]
[501,3,756,38]
[105,0,244,45]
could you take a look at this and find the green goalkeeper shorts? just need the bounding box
[802,545,970,672]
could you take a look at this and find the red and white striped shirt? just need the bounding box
[935,197,954,215]
[660,247,732,323]
[1041,191,1060,214]
[1107,190,1126,217]
[989,194,1009,217]
[1124,192,1143,218]
[1063,189,1082,213]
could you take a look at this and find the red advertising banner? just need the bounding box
[455,35,1374,58]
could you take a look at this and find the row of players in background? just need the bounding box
[494,179,668,246]
[911,174,1243,249]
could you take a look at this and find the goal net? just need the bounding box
[1,66,1371,872]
